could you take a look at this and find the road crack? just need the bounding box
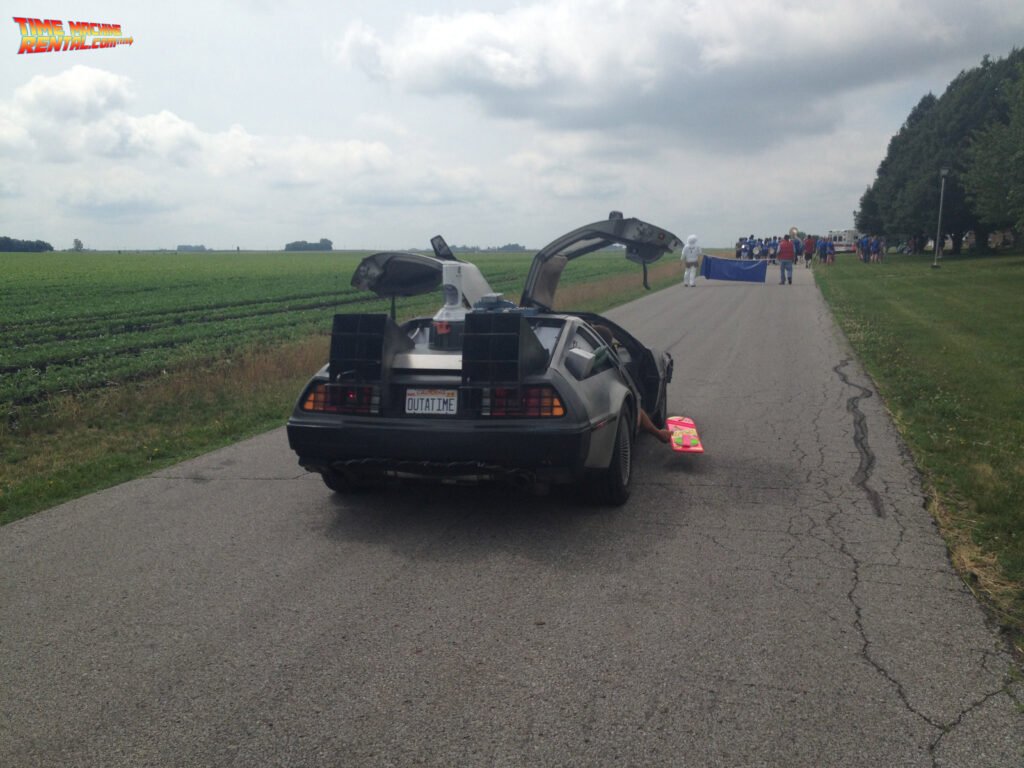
[834,360,885,517]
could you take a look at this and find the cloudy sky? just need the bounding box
[3,1,1023,251]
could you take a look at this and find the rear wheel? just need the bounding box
[594,406,633,506]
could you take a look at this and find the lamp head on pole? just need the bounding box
[940,166,950,178]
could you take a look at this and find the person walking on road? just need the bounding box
[681,234,702,287]
[777,233,795,284]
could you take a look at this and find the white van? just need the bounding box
[827,229,859,253]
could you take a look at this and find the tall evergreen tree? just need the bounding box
[857,49,1024,252]
[964,63,1024,235]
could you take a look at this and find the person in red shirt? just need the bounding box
[777,234,795,284]
[803,235,815,268]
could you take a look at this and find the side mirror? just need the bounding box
[565,348,596,379]
[430,235,456,261]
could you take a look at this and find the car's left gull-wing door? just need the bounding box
[351,251,445,298]
[351,235,495,318]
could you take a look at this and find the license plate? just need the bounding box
[405,388,458,416]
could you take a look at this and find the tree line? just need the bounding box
[856,49,1024,253]
[0,236,54,252]
[285,238,333,251]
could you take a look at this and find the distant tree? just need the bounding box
[176,244,208,252]
[285,239,333,251]
[0,236,54,252]
[73,238,84,252]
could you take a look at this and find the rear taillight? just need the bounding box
[482,386,565,418]
[302,383,380,415]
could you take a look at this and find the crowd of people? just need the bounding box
[735,232,892,265]
[855,234,887,263]
[734,234,834,267]
[684,230,892,289]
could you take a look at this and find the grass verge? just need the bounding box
[0,258,683,526]
[815,250,1024,650]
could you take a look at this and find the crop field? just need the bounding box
[1,249,653,405]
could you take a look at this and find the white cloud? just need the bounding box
[2,66,408,212]
[334,21,387,80]
[272,137,395,187]
[0,62,494,246]
[201,125,265,176]
[0,109,33,154]
[78,111,204,163]
[334,0,1024,152]
[12,65,132,123]
[59,166,177,217]
[2,1,1023,249]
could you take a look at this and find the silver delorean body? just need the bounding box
[286,213,679,505]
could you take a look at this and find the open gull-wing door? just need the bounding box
[351,234,467,298]
[351,239,495,317]
[351,251,445,298]
[519,213,682,311]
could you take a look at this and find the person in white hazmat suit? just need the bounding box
[681,234,702,287]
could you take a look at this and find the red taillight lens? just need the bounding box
[483,386,565,418]
[302,383,379,415]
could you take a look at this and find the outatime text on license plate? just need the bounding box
[405,388,458,415]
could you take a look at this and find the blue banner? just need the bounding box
[699,256,768,283]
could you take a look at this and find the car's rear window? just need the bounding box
[403,315,565,357]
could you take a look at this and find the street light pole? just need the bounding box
[932,166,949,269]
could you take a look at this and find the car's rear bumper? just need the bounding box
[287,413,596,483]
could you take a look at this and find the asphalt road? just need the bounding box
[2,262,1022,767]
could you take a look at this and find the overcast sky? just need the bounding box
[3,0,1023,251]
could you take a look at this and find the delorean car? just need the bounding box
[286,213,679,505]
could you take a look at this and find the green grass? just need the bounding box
[815,250,1024,639]
[0,250,682,525]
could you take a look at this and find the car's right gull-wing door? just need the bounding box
[519,213,682,311]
